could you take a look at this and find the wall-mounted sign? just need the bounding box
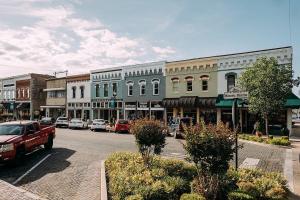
[224,87,248,99]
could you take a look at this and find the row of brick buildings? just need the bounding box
[1,46,299,135]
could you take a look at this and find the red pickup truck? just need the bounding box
[0,121,55,165]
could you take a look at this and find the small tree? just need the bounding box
[130,119,166,168]
[184,121,236,199]
[239,57,293,136]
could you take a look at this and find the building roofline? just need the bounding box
[122,61,166,69]
[167,46,292,64]
[90,67,122,74]
[0,73,53,81]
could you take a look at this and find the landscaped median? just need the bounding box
[104,119,290,200]
[105,153,288,200]
[239,134,291,146]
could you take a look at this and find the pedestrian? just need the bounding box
[252,121,258,135]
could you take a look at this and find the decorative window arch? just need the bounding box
[126,81,134,96]
[138,80,146,96]
[199,75,210,80]
[151,79,160,95]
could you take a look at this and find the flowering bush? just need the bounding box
[130,119,166,167]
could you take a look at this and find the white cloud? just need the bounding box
[0,2,176,77]
[152,46,176,58]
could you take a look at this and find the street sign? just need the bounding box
[224,86,248,99]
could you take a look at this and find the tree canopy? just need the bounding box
[239,57,293,134]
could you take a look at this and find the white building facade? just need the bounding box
[66,74,91,120]
[216,46,296,135]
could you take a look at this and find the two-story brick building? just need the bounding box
[0,73,52,120]
[123,61,166,120]
[90,67,123,121]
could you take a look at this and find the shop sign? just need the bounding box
[224,87,248,99]
[126,104,136,108]
[152,104,162,108]
[139,103,148,108]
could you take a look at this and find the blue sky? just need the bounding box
[0,0,299,92]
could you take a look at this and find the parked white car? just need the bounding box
[55,117,69,128]
[69,118,88,129]
[90,119,107,131]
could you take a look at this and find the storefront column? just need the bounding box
[217,108,221,124]
[196,107,200,124]
[173,108,177,118]
[117,109,120,121]
[180,107,184,118]
[46,108,50,117]
[164,108,167,126]
[287,108,292,136]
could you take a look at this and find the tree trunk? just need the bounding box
[265,116,269,137]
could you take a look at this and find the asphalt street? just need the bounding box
[0,128,287,200]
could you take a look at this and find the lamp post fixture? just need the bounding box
[111,91,117,124]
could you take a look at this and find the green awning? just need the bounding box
[285,93,300,108]
[216,93,300,108]
[215,96,245,108]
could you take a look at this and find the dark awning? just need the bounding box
[16,103,30,109]
[162,96,217,108]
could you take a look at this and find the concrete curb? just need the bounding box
[101,160,108,200]
[0,180,47,200]
[239,138,292,149]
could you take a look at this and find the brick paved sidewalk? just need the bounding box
[0,180,46,200]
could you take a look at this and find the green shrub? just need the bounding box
[184,121,236,175]
[105,152,195,200]
[268,137,290,146]
[126,195,143,200]
[228,191,254,200]
[180,193,206,200]
[130,119,166,167]
[230,168,288,199]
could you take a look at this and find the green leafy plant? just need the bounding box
[180,193,206,200]
[130,119,166,167]
[239,57,293,136]
[105,152,196,200]
[184,121,236,199]
[228,191,254,200]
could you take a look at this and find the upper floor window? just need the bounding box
[200,75,209,91]
[72,86,76,98]
[127,81,133,96]
[17,89,20,99]
[139,80,146,96]
[95,84,100,97]
[80,86,84,98]
[202,80,208,91]
[112,82,117,95]
[185,76,193,92]
[22,89,25,98]
[104,83,108,97]
[27,88,30,98]
[152,79,160,95]
[226,73,236,91]
[171,77,179,93]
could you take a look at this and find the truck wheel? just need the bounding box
[13,149,25,166]
[44,136,53,150]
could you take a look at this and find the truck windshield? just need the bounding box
[0,125,24,135]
